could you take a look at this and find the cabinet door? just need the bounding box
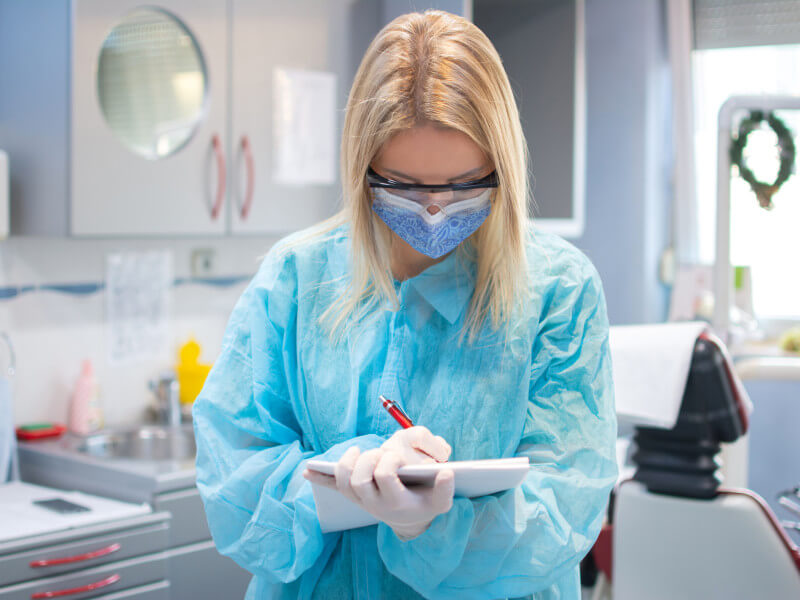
[229,0,354,234]
[164,540,251,600]
[71,0,228,236]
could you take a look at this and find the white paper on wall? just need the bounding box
[105,251,172,364]
[273,68,337,185]
[0,150,8,239]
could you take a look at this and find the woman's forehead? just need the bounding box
[374,124,490,182]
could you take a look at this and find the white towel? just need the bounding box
[609,321,708,429]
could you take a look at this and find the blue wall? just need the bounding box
[578,0,672,326]
[742,380,800,542]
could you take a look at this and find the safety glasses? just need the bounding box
[366,166,498,205]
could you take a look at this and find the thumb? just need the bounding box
[429,469,455,514]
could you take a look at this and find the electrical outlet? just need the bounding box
[191,248,217,278]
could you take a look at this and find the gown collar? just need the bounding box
[329,225,476,325]
[399,249,476,325]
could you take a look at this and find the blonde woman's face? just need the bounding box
[371,123,492,214]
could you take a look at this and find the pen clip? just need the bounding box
[392,401,412,424]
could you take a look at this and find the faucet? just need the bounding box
[149,372,182,427]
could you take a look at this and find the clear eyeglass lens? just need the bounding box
[391,187,489,205]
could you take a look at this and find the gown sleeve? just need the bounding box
[376,259,618,599]
[193,249,384,583]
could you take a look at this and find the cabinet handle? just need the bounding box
[239,135,255,220]
[210,134,226,220]
[29,543,121,568]
[31,574,120,598]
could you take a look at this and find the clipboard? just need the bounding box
[306,456,530,532]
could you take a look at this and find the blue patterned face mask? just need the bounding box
[372,188,492,258]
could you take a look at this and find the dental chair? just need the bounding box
[610,330,800,600]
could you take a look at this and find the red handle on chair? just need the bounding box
[30,543,121,568]
[240,135,255,220]
[210,134,226,220]
[31,574,120,598]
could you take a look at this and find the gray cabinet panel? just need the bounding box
[0,552,168,600]
[96,581,170,600]
[0,522,168,588]
[152,489,209,547]
[165,541,251,600]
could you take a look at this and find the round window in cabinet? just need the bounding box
[96,7,208,160]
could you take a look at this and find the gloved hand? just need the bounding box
[380,425,452,465]
[303,427,454,541]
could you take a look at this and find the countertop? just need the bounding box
[17,430,197,504]
[0,481,151,543]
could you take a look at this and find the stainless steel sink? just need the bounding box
[75,424,196,461]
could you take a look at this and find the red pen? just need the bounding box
[379,395,413,428]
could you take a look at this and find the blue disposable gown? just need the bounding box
[193,222,617,599]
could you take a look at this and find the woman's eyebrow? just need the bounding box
[382,165,489,183]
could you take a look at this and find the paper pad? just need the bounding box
[307,456,530,533]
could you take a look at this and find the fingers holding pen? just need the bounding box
[382,426,452,464]
[412,429,451,463]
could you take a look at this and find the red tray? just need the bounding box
[16,423,67,441]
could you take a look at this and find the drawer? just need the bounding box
[152,489,209,547]
[0,551,167,600]
[94,581,169,600]
[0,515,169,587]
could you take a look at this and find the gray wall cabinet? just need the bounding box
[0,0,359,237]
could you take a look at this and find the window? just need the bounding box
[693,44,800,318]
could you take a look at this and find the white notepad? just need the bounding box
[306,456,530,532]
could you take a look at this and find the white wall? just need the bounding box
[0,236,278,426]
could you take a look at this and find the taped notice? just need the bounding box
[273,68,336,185]
[106,251,172,364]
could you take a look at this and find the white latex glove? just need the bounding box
[380,425,452,465]
[304,428,454,541]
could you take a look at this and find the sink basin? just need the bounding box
[75,425,196,461]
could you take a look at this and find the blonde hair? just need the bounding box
[300,10,531,343]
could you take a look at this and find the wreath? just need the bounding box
[729,110,796,210]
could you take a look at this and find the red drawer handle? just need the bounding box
[31,573,120,598]
[30,543,121,568]
[210,133,226,220]
[239,134,255,220]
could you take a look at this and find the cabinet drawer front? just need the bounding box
[0,552,167,600]
[94,581,169,600]
[0,523,168,588]
[153,489,209,547]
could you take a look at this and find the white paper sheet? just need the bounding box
[307,457,530,533]
[0,481,151,543]
[106,251,172,364]
[609,321,708,428]
[0,150,8,239]
[273,68,336,185]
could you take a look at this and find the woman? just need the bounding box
[193,9,617,600]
